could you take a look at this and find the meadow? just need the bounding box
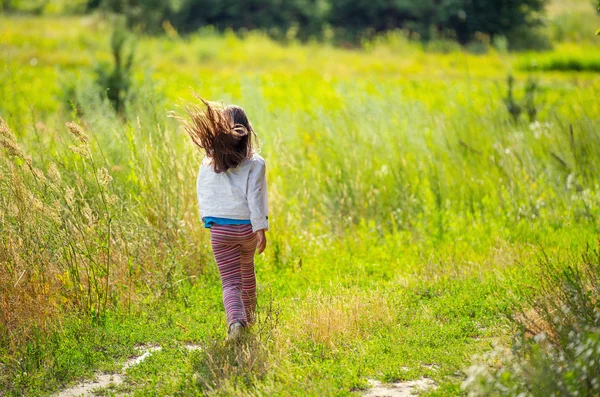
[1,3,600,396]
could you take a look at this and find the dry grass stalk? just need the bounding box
[0,116,206,358]
[0,117,32,164]
[289,288,395,349]
[65,121,88,144]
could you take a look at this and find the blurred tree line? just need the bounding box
[3,0,550,45]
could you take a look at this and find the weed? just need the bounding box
[95,19,136,115]
[463,246,600,396]
[503,75,540,122]
[504,75,522,122]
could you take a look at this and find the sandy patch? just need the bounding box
[363,378,436,397]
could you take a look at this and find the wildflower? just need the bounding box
[377,164,389,177]
[66,121,88,144]
[97,167,113,186]
[529,121,553,139]
[529,120,542,132]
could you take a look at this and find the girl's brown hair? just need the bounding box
[177,93,256,173]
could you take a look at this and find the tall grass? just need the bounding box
[2,57,598,341]
[463,246,600,396]
[0,106,209,350]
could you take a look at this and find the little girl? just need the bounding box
[179,95,268,341]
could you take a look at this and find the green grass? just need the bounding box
[0,8,599,397]
[519,46,600,72]
[523,56,600,72]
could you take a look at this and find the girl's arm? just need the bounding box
[248,157,269,236]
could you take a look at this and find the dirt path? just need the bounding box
[363,378,436,397]
[53,344,201,397]
[53,343,433,397]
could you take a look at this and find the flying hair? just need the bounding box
[174,91,257,173]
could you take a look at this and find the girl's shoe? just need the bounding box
[227,321,244,342]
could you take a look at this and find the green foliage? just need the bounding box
[459,0,548,43]
[1,0,46,13]
[86,0,101,10]
[1,0,89,14]
[84,0,551,46]
[177,0,329,41]
[328,0,548,45]
[505,25,553,51]
[5,0,587,49]
[100,0,172,32]
[425,38,463,53]
[504,75,540,123]
[464,247,600,396]
[99,0,329,39]
[521,54,600,72]
[94,21,136,114]
[504,75,522,122]
[524,77,539,122]
[58,21,137,115]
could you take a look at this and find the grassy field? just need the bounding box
[1,3,600,396]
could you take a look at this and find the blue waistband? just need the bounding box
[203,217,252,228]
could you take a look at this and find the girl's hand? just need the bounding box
[256,229,267,254]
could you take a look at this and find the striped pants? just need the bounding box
[210,224,257,328]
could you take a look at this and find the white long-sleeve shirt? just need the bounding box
[196,153,269,232]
